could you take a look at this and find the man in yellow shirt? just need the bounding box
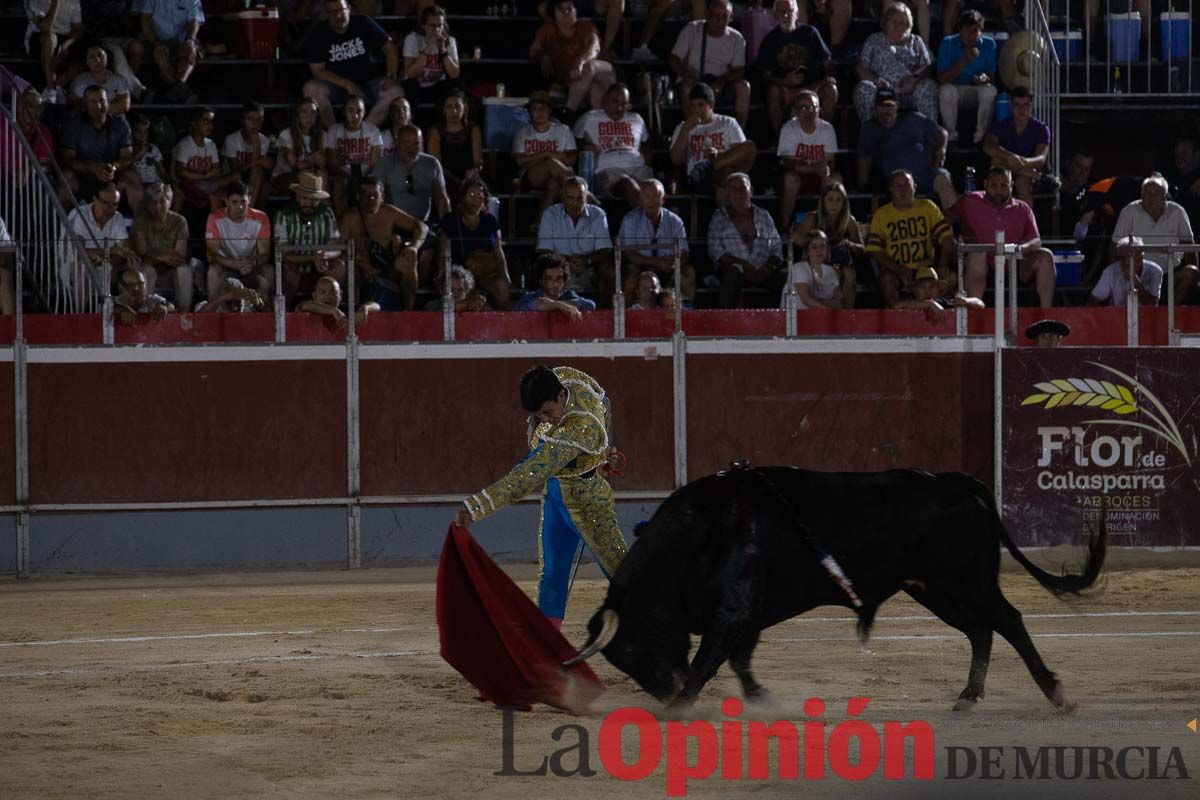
[455,365,627,629]
[866,169,957,307]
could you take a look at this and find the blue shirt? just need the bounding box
[617,207,689,258]
[135,0,205,42]
[61,112,132,164]
[936,33,997,86]
[859,111,943,192]
[302,15,392,85]
[516,290,597,312]
[536,203,612,256]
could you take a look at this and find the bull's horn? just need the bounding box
[562,609,619,667]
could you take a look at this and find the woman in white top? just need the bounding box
[272,97,327,194]
[401,5,461,109]
[378,96,413,158]
[783,230,855,309]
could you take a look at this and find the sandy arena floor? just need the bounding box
[1,551,1198,799]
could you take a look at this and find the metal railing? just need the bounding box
[1037,0,1197,98]
[1,91,100,313]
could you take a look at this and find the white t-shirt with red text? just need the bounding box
[222,130,275,172]
[172,136,219,177]
[326,122,382,174]
[776,117,838,166]
[669,114,745,174]
[574,110,649,173]
[205,207,271,260]
[401,32,459,88]
[272,128,319,178]
[511,121,576,156]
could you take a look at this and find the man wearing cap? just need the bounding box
[1088,235,1163,307]
[1111,174,1199,305]
[512,91,578,230]
[947,165,1056,308]
[668,82,755,208]
[857,88,956,209]
[1025,319,1069,348]
[891,266,982,322]
[273,171,345,307]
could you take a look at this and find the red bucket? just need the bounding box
[227,8,279,60]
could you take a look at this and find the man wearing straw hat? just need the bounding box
[273,171,345,306]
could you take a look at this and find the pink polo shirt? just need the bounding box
[948,191,1040,245]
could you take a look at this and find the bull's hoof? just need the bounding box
[1050,682,1078,713]
[744,688,782,713]
[662,694,699,720]
[952,697,977,712]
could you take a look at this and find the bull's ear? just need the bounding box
[563,609,619,666]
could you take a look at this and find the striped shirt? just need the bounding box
[273,203,340,251]
[707,205,782,271]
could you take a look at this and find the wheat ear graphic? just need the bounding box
[1019,361,1191,465]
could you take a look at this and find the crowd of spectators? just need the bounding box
[5,0,1199,324]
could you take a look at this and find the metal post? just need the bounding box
[955,243,967,335]
[673,239,682,333]
[274,249,285,343]
[785,287,797,337]
[993,231,1005,516]
[101,256,113,345]
[612,247,624,339]
[1008,253,1018,338]
[12,249,29,578]
[994,232,1007,346]
[672,328,687,489]
[441,247,454,342]
[345,239,357,341]
[1125,246,1139,346]
[345,239,361,568]
[1167,244,1180,346]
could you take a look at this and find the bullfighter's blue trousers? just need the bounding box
[537,476,623,619]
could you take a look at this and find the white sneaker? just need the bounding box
[632,44,658,64]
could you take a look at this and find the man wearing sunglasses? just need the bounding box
[373,123,449,285]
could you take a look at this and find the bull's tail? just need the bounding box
[995,503,1107,596]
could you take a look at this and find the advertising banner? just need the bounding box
[1002,348,1200,547]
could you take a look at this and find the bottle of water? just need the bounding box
[1113,66,1123,94]
[964,166,976,192]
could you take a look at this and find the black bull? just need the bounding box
[568,467,1106,710]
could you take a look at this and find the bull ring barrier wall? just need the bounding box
[3,236,1200,575]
